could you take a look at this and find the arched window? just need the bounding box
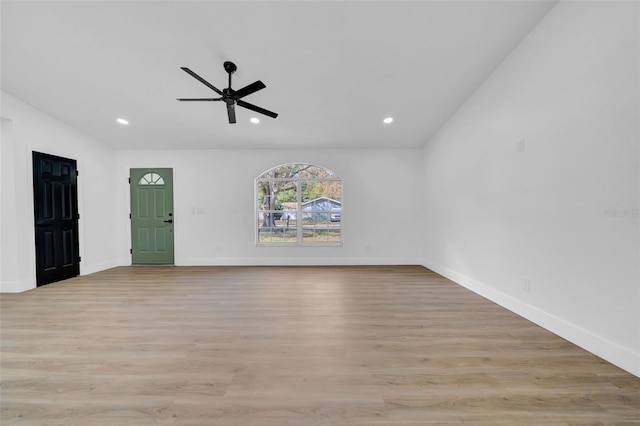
[256,163,342,245]
[138,173,165,185]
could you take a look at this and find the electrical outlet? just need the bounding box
[516,139,525,153]
[522,278,531,292]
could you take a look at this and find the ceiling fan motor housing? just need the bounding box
[223,61,237,74]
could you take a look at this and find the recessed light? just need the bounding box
[116,118,129,125]
[250,117,260,124]
[383,117,394,124]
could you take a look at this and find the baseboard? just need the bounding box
[81,259,120,276]
[423,259,640,378]
[1,260,119,293]
[176,257,424,266]
[0,280,27,293]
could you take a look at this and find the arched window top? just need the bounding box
[257,163,341,181]
[138,173,165,185]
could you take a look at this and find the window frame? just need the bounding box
[255,163,343,247]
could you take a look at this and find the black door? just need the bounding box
[32,151,80,286]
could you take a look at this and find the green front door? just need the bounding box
[130,168,174,264]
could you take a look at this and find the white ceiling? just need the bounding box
[1,1,557,150]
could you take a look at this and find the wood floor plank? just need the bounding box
[1,265,638,425]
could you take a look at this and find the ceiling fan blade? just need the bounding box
[237,99,278,119]
[232,80,266,100]
[227,103,236,124]
[176,98,223,101]
[180,67,223,96]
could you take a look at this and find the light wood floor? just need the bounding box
[1,266,638,425]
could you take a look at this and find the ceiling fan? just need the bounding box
[177,61,278,124]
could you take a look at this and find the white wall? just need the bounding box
[116,149,423,266]
[0,91,118,292]
[422,1,639,376]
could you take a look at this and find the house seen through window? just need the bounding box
[256,163,342,245]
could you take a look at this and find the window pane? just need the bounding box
[328,228,341,242]
[257,179,297,230]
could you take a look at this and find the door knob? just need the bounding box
[163,219,173,223]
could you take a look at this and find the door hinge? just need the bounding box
[76,170,79,177]
[78,256,82,262]
[130,249,132,254]
[129,213,131,219]
[128,178,131,184]
[77,213,80,220]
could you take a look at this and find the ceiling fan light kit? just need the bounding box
[177,61,278,124]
